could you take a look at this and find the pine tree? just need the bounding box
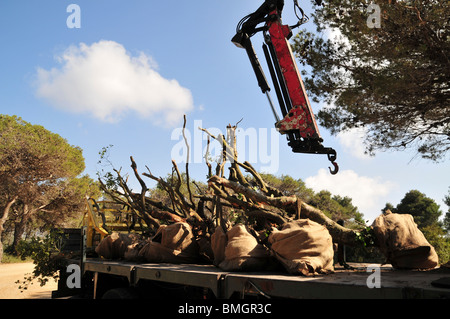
[0,115,97,261]
[292,0,449,160]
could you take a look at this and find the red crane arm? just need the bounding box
[266,12,320,139]
[232,0,338,174]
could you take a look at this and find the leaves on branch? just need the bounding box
[292,0,450,161]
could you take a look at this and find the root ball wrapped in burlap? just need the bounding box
[138,222,199,264]
[211,224,271,271]
[95,232,142,260]
[372,211,439,269]
[269,219,334,276]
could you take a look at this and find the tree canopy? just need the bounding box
[292,0,449,161]
[394,189,442,228]
[0,115,97,261]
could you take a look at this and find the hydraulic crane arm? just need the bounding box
[232,0,338,174]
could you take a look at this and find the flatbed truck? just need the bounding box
[52,228,450,300]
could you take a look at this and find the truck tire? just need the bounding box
[101,287,140,299]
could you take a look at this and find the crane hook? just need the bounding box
[327,151,339,175]
[328,161,339,175]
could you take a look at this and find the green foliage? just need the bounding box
[0,114,85,177]
[292,1,450,161]
[443,187,450,233]
[354,226,376,247]
[381,202,396,214]
[96,144,120,191]
[0,114,96,258]
[228,209,247,225]
[250,173,365,227]
[395,189,442,229]
[1,252,32,263]
[15,230,68,290]
[309,190,365,227]
[347,225,385,263]
[258,173,315,200]
[159,171,208,197]
[422,224,450,264]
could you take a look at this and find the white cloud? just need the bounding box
[305,169,395,223]
[35,40,194,125]
[337,127,371,160]
[318,99,370,160]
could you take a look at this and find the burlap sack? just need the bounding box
[124,240,146,261]
[269,219,334,276]
[211,224,271,271]
[95,232,141,260]
[372,211,439,269]
[211,226,227,266]
[138,222,199,264]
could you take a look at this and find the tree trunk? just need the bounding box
[299,202,358,246]
[12,207,32,255]
[0,196,18,263]
[208,175,359,246]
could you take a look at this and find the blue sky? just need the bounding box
[1,0,448,223]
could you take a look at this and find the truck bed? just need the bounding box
[82,258,450,299]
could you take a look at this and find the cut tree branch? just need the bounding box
[208,175,358,245]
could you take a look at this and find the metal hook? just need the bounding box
[328,161,339,175]
[326,150,338,175]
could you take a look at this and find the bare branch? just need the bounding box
[182,115,194,206]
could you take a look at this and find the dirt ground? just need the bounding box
[0,262,58,299]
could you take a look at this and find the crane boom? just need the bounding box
[232,0,338,174]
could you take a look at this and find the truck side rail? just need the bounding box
[81,259,450,299]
